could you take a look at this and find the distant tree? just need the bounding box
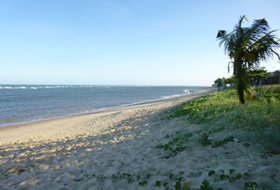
[217,15,280,104]
[214,78,223,91]
[225,76,234,85]
[247,67,269,85]
[221,77,234,87]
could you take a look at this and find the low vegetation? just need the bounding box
[169,85,280,150]
[161,85,280,189]
[78,85,280,189]
[155,129,193,159]
[79,168,262,190]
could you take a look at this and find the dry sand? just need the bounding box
[0,87,279,190]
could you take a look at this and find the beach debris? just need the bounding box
[74,178,82,182]
[11,168,26,175]
[233,138,239,143]
[0,152,9,157]
[267,150,279,155]
[243,142,250,147]
[184,181,189,186]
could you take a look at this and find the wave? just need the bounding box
[0,85,97,90]
[183,89,190,94]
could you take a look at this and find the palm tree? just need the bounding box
[217,15,280,104]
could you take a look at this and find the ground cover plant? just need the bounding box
[156,129,193,159]
[69,86,280,189]
[161,85,280,189]
[78,168,266,190]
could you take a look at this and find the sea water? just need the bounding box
[0,85,208,127]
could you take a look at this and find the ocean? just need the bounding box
[0,85,208,127]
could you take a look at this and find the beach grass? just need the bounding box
[169,85,280,151]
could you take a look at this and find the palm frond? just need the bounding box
[249,32,280,63]
[228,61,234,73]
[217,30,237,57]
[272,50,280,60]
[238,15,248,28]
[217,30,226,38]
[247,18,269,40]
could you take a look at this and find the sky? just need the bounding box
[1,0,280,86]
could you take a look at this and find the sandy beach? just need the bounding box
[1,87,279,190]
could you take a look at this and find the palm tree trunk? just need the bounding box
[237,82,245,104]
[235,58,246,104]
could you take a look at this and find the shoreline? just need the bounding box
[0,87,215,147]
[0,86,212,128]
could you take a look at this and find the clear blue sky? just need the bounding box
[1,0,280,86]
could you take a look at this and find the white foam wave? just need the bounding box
[160,94,182,99]
[183,89,190,94]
